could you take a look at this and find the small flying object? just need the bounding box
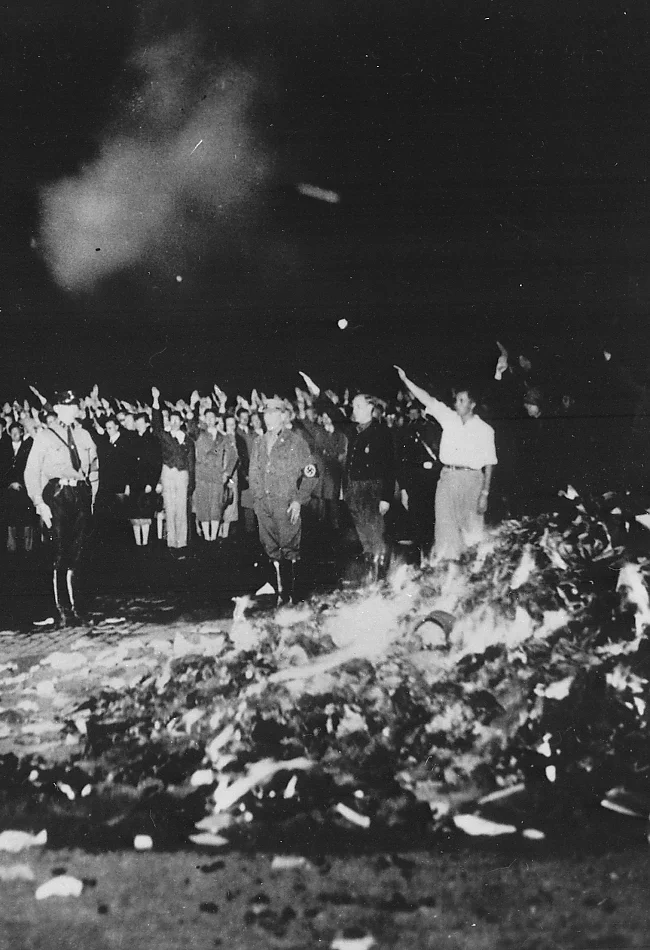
[296,183,340,204]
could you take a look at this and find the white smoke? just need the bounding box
[39,33,272,290]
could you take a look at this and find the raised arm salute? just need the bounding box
[394,366,497,561]
[151,386,195,556]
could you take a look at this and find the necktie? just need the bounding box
[66,426,82,472]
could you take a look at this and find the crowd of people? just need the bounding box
[1,339,648,623]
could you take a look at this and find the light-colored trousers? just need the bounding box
[161,466,189,548]
[434,467,484,560]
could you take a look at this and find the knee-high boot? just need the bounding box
[279,559,298,605]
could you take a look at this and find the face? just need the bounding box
[225,417,236,436]
[408,407,421,423]
[135,417,148,434]
[9,426,22,443]
[453,391,475,420]
[352,395,373,425]
[122,413,135,431]
[238,411,249,427]
[106,419,120,438]
[524,402,541,418]
[204,410,217,428]
[54,404,79,426]
[251,413,262,432]
[263,407,283,432]
[169,413,182,431]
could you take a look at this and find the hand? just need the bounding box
[190,389,200,406]
[37,502,52,529]
[379,500,390,516]
[287,500,301,525]
[9,482,21,491]
[145,484,152,493]
[151,386,160,401]
[298,372,320,397]
[394,365,407,384]
[477,491,489,515]
[124,485,131,496]
[155,483,163,494]
[400,488,409,511]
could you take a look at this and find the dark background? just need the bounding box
[1,0,648,400]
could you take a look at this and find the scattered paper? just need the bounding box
[188,833,229,848]
[271,855,309,870]
[453,814,517,837]
[35,875,83,900]
[331,933,375,950]
[0,830,47,853]
[255,582,275,596]
[133,835,153,851]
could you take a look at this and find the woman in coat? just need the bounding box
[193,408,228,542]
[128,413,162,547]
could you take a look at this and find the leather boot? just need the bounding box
[278,559,295,605]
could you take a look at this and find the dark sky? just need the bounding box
[1,0,648,399]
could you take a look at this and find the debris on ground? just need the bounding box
[0,489,649,850]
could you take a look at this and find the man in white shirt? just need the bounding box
[395,367,497,559]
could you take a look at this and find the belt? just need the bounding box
[443,464,479,471]
[55,477,87,487]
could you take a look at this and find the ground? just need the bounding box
[1,521,650,949]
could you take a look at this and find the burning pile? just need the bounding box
[5,488,650,848]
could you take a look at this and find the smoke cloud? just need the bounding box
[39,31,273,290]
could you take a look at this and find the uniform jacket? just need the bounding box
[302,419,347,500]
[249,427,317,507]
[24,423,99,508]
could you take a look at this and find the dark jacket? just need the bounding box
[151,408,196,487]
[129,429,162,492]
[95,432,133,495]
[397,419,441,485]
[345,420,396,504]
[3,438,35,525]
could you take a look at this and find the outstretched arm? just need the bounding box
[394,366,438,412]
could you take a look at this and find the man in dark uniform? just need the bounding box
[397,403,441,564]
[24,391,99,625]
[343,394,396,581]
[248,397,318,604]
[298,374,395,583]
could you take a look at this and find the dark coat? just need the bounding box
[345,421,396,504]
[3,438,35,526]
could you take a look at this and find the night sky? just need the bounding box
[1,0,648,400]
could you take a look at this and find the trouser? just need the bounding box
[161,466,189,548]
[402,467,439,551]
[254,497,301,562]
[344,479,387,558]
[42,479,92,616]
[434,467,484,560]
